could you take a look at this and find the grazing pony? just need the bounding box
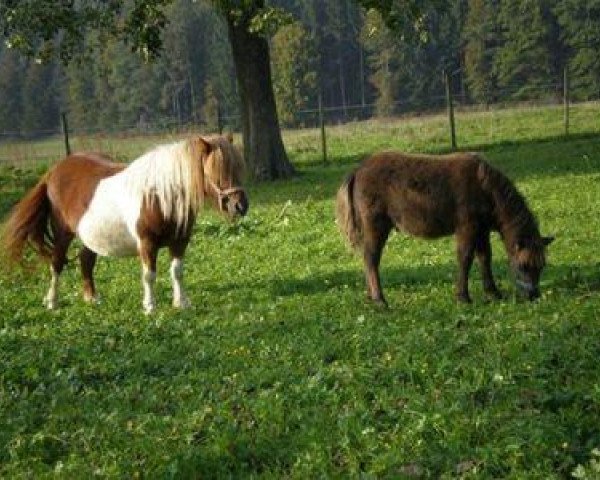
[336,151,553,305]
[2,135,248,313]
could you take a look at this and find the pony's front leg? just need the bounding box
[169,243,191,309]
[455,232,475,303]
[170,258,191,309]
[139,240,158,314]
[475,233,502,299]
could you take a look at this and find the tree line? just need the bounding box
[0,0,598,137]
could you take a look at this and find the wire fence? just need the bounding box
[0,73,599,168]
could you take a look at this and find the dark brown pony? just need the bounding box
[336,151,553,305]
[2,134,248,313]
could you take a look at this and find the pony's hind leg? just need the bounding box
[169,242,191,309]
[138,238,158,314]
[43,228,74,310]
[362,218,391,306]
[43,265,60,310]
[79,246,99,303]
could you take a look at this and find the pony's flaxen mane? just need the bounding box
[203,135,245,188]
[124,139,206,230]
[123,136,245,231]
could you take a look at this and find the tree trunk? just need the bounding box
[226,14,295,180]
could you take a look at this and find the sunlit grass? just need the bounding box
[1,101,598,168]
[1,104,600,477]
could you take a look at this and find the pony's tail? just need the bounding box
[2,176,54,265]
[335,171,363,250]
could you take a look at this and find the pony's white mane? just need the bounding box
[124,140,203,230]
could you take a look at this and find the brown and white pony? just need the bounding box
[2,135,248,313]
[336,151,553,305]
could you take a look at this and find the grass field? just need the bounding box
[1,105,600,477]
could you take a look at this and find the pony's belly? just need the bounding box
[78,214,139,257]
[76,177,140,257]
[394,208,455,239]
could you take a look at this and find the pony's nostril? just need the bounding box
[236,202,248,216]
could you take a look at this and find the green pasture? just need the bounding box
[1,105,600,478]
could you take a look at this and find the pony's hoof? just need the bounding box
[83,293,101,305]
[369,296,388,308]
[485,289,504,300]
[143,303,156,315]
[456,293,472,304]
[173,296,191,309]
[43,298,58,310]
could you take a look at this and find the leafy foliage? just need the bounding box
[271,21,317,126]
[1,0,600,137]
[554,0,600,100]
[493,0,554,99]
[361,9,401,116]
[463,0,499,103]
[356,0,447,41]
[0,0,171,62]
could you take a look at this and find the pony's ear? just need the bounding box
[225,132,234,144]
[542,235,555,246]
[195,136,213,153]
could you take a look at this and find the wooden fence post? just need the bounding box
[444,69,457,150]
[318,90,328,165]
[61,112,71,155]
[216,101,223,135]
[563,66,569,136]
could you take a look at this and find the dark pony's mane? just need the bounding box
[477,159,544,267]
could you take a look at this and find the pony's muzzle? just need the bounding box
[235,199,248,216]
[515,278,540,301]
[222,190,248,219]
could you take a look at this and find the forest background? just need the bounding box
[0,0,598,137]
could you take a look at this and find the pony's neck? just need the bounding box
[125,140,203,231]
[482,166,539,251]
[498,214,539,254]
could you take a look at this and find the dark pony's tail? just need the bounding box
[335,171,363,249]
[2,175,54,265]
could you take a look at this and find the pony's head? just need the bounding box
[510,235,554,300]
[191,134,248,220]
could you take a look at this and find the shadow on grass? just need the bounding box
[197,257,600,307]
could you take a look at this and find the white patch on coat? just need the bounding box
[76,140,202,257]
[77,173,140,256]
